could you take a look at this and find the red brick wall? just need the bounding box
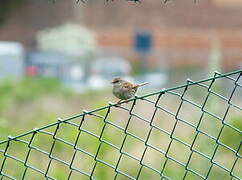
[95,28,242,69]
[0,0,241,69]
[83,0,242,29]
[0,0,73,48]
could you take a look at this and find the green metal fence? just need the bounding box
[0,70,241,180]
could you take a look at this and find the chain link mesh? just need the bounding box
[0,70,241,180]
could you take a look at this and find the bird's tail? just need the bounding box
[139,82,149,87]
[134,82,149,88]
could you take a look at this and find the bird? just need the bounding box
[111,77,148,104]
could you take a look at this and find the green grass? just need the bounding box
[0,75,241,180]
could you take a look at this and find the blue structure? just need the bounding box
[134,31,152,55]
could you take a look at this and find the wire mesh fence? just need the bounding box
[0,70,241,180]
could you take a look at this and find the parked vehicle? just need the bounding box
[26,51,86,91]
[0,41,24,80]
[87,56,132,89]
[135,72,167,90]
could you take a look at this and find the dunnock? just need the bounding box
[111,77,148,103]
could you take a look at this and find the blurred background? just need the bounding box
[0,0,241,179]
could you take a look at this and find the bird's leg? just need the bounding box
[113,100,122,107]
[117,100,123,104]
[123,100,129,104]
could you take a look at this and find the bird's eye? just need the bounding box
[112,78,121,84]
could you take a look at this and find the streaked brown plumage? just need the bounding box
[111,77,148,103]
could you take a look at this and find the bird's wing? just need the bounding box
[132,84,139,89]
[122,82,132,90]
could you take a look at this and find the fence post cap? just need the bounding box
[7,136,13,140]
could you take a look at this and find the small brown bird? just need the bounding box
[111,77,148,104]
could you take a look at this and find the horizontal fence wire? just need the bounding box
[0,69,241,180]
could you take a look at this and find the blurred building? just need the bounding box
[0,0,242,70]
